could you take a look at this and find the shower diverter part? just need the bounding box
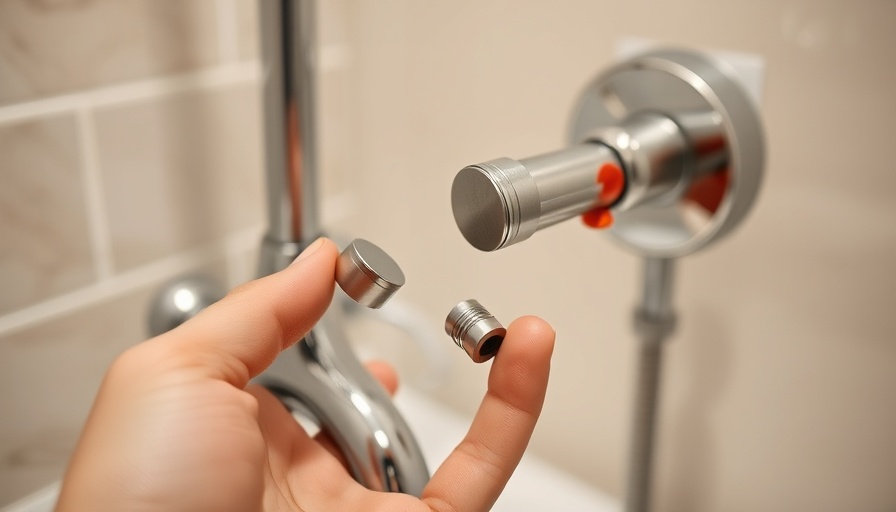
[452,49,764,257]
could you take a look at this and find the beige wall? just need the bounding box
[338,1,896,511]
[1,1,894,511]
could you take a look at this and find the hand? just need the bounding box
[56,238,555,512]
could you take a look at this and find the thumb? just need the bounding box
[158,237,339,387]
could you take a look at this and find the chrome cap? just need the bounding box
[451,158,540,252]
[336,239,405,309]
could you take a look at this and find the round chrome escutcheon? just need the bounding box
[569,49,765,258]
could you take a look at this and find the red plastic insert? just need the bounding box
[581,162,625,230]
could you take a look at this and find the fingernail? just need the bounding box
[292,238,325,265]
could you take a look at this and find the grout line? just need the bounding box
[0,223,264,339]
[0,40,351,128]
[0,61,261,126]
[215,0,241,64]
[76,107,114,280]
[0,189,353,339]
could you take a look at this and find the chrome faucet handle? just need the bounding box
[452,48,765,258]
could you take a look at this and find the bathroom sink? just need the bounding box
[2,387,618,512]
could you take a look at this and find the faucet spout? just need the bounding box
[257,306,430,494]
[255,0,429,495]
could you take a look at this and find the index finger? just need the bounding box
[422,316,555,511]
[156,238,339,387]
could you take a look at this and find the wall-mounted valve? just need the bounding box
[450,48,765,512]
[452,49,764,258]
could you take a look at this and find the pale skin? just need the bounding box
[55,238,556,512]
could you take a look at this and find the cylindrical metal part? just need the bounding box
[445,300,506,363]
[625,340,664,512]
[336,239,405,309]
[640,257,676,319]
[673,110,728,178]
[588,113,689,212]
[258,0,321,276]
[625,258,677,512]
[451,143,621,251]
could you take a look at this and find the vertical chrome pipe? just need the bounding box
[259,0,320,274]
[625,257,676,512]
[640,258,675,320]
[254,1,430,496]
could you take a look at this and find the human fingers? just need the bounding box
[363,359,399,396]
[155,238,339,387]
[422,316,555,512]
[252,384,421,512]
[248,385,369,510]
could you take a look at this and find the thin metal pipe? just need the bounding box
[625,257,676,512]
[626,341,664,512]
[253,1,430,495]
[640,258,675,319]
[259,0,320,274]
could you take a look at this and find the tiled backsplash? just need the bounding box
[93,84,264,270]
[0,115,94,314]
[0,1,220,105]
[1,284,162,502]
[0,0,275,504]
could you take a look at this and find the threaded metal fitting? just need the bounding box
[445,299,506,363]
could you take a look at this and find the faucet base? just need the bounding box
[254,303,430,495]
[258,235,321,276]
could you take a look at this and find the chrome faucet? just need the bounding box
[252,0,429,495]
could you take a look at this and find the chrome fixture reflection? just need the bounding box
[451,49,765,512]
[147,275,225,337]
[253,0,429,495]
